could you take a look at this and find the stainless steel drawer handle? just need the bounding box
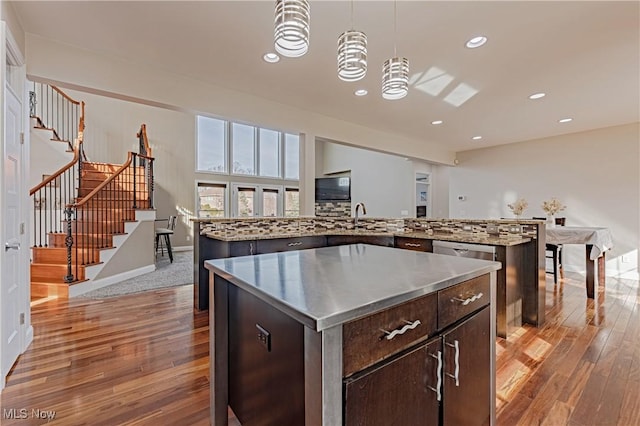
[445,340,460,386]
[404,242,421,247]
[453,248,469,254]
[380,319,421,340]
[428,350,443,401]
[287,241,303,247]
[452,292,483,306]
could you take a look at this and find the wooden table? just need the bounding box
[546,227,613,298]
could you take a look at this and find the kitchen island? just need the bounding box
[206,244,501,425]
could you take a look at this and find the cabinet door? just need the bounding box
[229,240,256,257]
[344,340,440,426]
[442,306,491,426]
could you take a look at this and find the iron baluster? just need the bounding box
[64,207,74,283]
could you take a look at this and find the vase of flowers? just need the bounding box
[507,198,528,219]
[541,197,566,228]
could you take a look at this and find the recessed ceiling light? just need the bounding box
[559,118,573,123]
[465,36,488,49]
[431,120,443,125]
[472,136,483,140]
[263,52,280,63]
[529,92,546,100]
[354,89,368,96]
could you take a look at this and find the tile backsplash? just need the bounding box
[198,217,540,239]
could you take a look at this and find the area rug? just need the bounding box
[81,250,193,298]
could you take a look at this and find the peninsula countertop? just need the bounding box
[205,244,501,331]
[201,229,531,246]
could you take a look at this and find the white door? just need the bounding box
[2,84,23,381]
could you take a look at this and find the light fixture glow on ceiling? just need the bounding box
[263,53,280,63]
[472,136,483,140]
[274,0,310,58]
[354,89,368,96]
[529,92,546,100]
[465,36,487,49]
[431,120,443,125]
[559,118,573,123]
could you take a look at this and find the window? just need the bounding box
[232,123,256,175]
[284,188,300,217]
[196,116,301,217]
[197,182,227,218]
[261,187,281,217]
[234,186,256,217]
[284,133,300,180]
[232,184,286,217]
[197,117,226,172]
[259,128,280,177]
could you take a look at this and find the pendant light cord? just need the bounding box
[393,0,397,57]
[350,0,354,30]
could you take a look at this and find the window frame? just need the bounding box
[195,180,229,218]
[195,116,229,175]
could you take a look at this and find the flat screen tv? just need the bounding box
[315,177,351,201]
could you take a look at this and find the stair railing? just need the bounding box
[30,99,85,251]
[30,82,85,153]
[64,149,154,283]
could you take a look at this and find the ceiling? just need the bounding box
[10,1,640,153]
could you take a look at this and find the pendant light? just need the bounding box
[382,1,409,100]
[274,0,310,58]
[337,1,367,81]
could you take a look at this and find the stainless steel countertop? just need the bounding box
[205,244,501,331]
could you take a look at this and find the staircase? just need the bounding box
[29,83,155,299]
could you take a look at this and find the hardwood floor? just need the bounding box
[2,272,638,425]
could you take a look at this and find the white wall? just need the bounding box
[25,35,456,166]
[62,88,310,246]
[451,123,639,277]
[319,140,416,218]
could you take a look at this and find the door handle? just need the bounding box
[5,242,20,251]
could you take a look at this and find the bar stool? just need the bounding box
[534,216,565,283]
[155,215,177,263]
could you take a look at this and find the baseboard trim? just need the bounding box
[172,246,193,253]
[69,264,156,297]
[24,325,34,352]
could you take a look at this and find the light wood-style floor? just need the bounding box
[2,272,638,425]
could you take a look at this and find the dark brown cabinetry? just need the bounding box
[194,237,257,311]
[326,235,394,247]
[256,236,326,254]
[344,275,491,426]
[344,342,440,426]
[394,236,432,252]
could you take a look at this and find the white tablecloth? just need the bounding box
[546,227,613,260]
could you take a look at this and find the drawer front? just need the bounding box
[438,274,490,329]
[343,293,437,377]
[326,235,394,247]
[395,237,432,252]
[256,236,326,254]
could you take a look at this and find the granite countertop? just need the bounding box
[205,244,501,331]
[202,229,530,246]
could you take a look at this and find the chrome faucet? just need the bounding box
[354,202,367,227]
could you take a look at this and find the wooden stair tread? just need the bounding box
[31,279,88,286]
